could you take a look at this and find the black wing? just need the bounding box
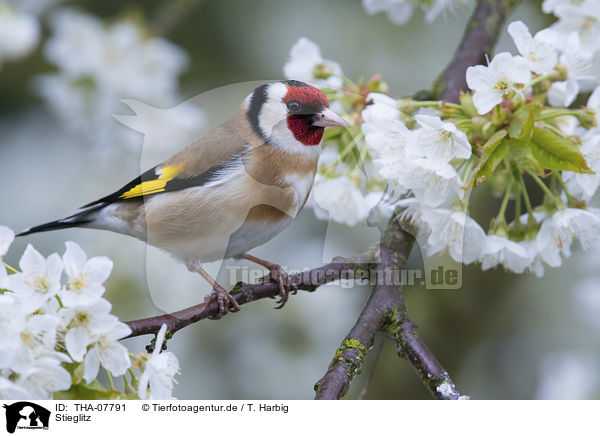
[81,155,244,208]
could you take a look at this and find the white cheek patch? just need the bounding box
[258,83,287,137]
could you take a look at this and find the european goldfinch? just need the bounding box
[18,80,349,315]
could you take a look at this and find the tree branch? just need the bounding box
[432,0,522,103]
[314,217,463,399]
[315,218,460,400]
[124,254,372,338]
[314,218,414,399]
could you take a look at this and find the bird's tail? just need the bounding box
[17,205,104,237]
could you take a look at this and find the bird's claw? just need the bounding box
[262,265,297,309]
[204,284,240,319]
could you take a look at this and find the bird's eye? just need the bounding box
[287,101,301,113]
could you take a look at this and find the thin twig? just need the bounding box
[385,317,463,400]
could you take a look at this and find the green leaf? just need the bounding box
[508,107,534,146]
[465,138,510,189]
[482,129,508,152]
[466,134,510,189]
[54,381,122,400]
[55,379,139,400]
[529,142,585,173]
[515,102,542,119]
[475,139,510,185]
[508,141,545,175]
[529,126,592,173]
[72,362,85,385]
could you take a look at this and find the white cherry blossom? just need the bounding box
[60,241,112,306]
[507,20,558,74]
[363,105,412,162]
[0,376,31,399]
[466,52,531,114]
[480,235,530,273]
[82,320,131,383]
[362,0,415,25]
[562,129,600,201]
[413,114,472,160]
[138,324,180,400]
[362,93,402,128]
[0,225,14,258]
[425,0,474,24]
[36,9,189,151]
[520,240,546,278]
[536,209,600,263]
[0,234,180,399]
[283,38,343,89]
[421,208,486,264]
[15,357,71,400]
[397,157,464,207]
[7,245,63,313]
[552,1,600,53]
[394,197,428,230]
[587,86,600,125]
[313,176,379,226]
[0,294,27,369]
[0,2,40,68]
[9,314,59,374]
[547,33,595,107]
[542,0,575,14]
[362,0,473,25]
[61,299,116,362]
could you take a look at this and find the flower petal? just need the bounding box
[83,349,100,383]
[138,370,150,400]
[83,256,113,284]
[98,341,130,377]
[19,244,46,274]
[153,324,168,356]
[465,65,495,90]
[63,241,87,278]
[507,20,532,56]
[65,327,91,362]
[0,226,15,257]
[472,89,502,115]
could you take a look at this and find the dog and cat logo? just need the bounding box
[3,402,50,433]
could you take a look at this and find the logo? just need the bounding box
[3,402,50,433]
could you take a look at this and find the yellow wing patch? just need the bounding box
[119,164,182,200]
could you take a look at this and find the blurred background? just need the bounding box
[2,0,599,400]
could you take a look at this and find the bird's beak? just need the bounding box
[312,107,350,128]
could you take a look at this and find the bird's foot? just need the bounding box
[261,264,298,309]
[204,283,240,319]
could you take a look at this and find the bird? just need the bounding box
[18,80,350,316]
